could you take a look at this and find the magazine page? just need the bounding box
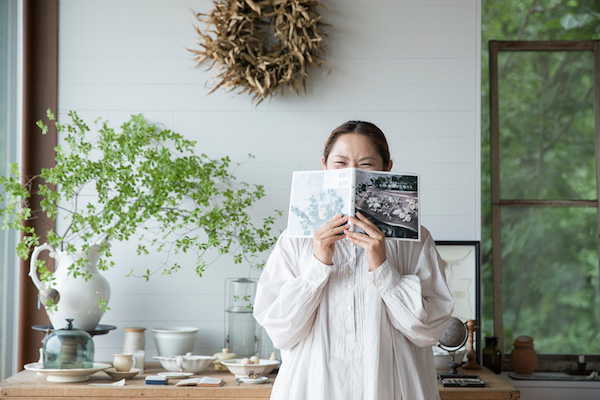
[354,169,420,241]
[287,169,354,237]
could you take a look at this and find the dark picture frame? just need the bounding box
[435,240,481,363]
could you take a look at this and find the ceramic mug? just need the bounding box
[133,350,145,373]
[113,353,134,372]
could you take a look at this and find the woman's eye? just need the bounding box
[335,161,346,165]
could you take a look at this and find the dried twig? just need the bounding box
[189,0,329,104]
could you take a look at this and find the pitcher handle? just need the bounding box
[176,355,184,371]
[29,243,56,290]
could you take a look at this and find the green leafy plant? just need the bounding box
[0,109,281,288]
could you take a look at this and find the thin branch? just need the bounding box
[500,0,569,75]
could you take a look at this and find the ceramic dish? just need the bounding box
[157,371,193,378]
[153,353,217,373]
[103,367,141,380]
[23,362,111,383]
[220,359,280,378]
[238,376,269,384]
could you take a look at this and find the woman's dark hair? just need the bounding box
[323,121,391,168]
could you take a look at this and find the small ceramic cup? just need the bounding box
[113,353,134,372]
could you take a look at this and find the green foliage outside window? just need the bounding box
[482,0,600,354]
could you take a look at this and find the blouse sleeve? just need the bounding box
[368,229,454,347]
[253,231,332,351]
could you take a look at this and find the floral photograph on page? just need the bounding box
[355,171,419,239]
[288,171,350,236]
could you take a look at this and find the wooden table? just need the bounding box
[1,364,273,400]
[1,364,519,400]
[439,367,520,399]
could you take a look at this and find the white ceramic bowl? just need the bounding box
[220,358,280,378]
[153,353,217,373]
[152,327,198,357]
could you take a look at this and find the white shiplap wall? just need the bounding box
[57,0,481,362]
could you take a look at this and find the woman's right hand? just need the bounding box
[312,213,349,265]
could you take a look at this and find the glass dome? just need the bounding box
[43,319,94,369]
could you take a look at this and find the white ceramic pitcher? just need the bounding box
[29,243,111,331]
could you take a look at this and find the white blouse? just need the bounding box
[253,227,454,400]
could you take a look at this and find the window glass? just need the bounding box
[498,51,596,201]
[500,206,600,354]
[0,0,18,380]
[482,0,600,365]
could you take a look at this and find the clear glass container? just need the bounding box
[43,318,94,369]
[225,278,257,357]
[257,324,281,361]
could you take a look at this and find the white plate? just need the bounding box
[157,371,193,378]
[238,376,269,384]
[24,362,111,383]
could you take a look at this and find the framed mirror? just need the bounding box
[435,240,481,362]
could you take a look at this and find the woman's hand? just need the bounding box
[313,213,349,265]
[344,212,387,271]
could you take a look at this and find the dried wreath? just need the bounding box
[190,0,328,104]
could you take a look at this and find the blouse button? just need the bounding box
[347,305,353,311]
[347,284,353,289]
[349,257,356,262]
[347,270,354,275]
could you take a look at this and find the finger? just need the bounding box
[328,214,349,228]
[354,211,380,230]
[344,229,371,244]
[320,233,346,247]
[344,232,369,250]
[355,212,385,239]
[316,223,349,240]
[315,214,349,235]
[350,214,381,237]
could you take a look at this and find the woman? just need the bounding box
[253,121,454,400]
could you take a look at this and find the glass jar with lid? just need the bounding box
[225,278,258,357]
[43,318,94,369]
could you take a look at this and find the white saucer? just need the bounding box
[104,367,141,380]
[238,376,269,384]
[24,362,111,383]
[157,371,193,378]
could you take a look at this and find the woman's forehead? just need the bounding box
[329,133,380,154]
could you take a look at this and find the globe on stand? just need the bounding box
[438,317,468,375]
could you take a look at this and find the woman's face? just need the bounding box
[322,133,392,171]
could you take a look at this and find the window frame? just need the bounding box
[488,39,600,364]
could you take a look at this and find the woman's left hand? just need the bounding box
[344,212,387,271]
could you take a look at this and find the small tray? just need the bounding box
[439,374,485,387]
[32,324,117,336]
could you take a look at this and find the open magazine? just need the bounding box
[287,168,420,240]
